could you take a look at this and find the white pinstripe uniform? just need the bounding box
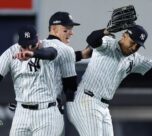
[0,41,64,136]
[42,39,77,135]
[66,36,152,136]
[43,39,76,97]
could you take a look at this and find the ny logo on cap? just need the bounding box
[140,34,145,41]
[69,14,73,20]
[24,32,30,38]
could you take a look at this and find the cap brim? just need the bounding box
[71,22,80,26]
[61,22,80,26]
[19,39,38,48]
[51,22,80,26]
[137,42,145,49]
[127,31,145,49]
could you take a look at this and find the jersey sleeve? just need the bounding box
[95,36,117,51]
[132,53,152,75]
[86,29,105,48]
[59,47,76,78]
[0,48,12,76]
[33,47,57,60]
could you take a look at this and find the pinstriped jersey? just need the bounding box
[0,43,56,103]
[78,36,152,100]
[42,39,76,97]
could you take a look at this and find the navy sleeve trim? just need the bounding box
[62,76,77,101]
[75,51,82,62]
[0,74,3,82]
[86,29,105,48]
[33,47,57,60]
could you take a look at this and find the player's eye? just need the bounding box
[130,40,136,45]
[64,30,68,33]
[122,33,126,38]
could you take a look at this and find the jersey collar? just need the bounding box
[47,35,61,41]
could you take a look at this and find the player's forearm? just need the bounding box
[75,51,82,62]
[33,47,57,60]
[75,46,93,62]
[62,76,77,101]
[86,29,105,48]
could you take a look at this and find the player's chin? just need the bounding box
[67,38,70,42]
[65,39,70,45]
[122,51,132,56]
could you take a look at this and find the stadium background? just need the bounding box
[0,0,152,136]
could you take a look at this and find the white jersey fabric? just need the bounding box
[42,39,76,97]
[67,36,152,136]
[0,42,64,136]
[42,39,77,136]
[0,43,56,103]
[77,36,152,100]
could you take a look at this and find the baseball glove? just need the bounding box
[107,5,137,33]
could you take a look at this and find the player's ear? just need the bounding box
[29,45,34,50]
[28,44,35,50]
[52,25,58,33]
[29,42,39,50]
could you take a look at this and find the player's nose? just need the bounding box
[69,29,74,35]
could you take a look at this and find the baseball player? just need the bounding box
[47,11,92,108]
[0,25,64,136]
[66,24,152,136]
[47,11,92,99]
[41,11,79,136]
[45,11,92,135]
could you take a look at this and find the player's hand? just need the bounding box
[103,29,110,35]
[14,50,34,61]
[104,28,116,38]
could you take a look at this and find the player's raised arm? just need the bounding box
[75,45,93,61]
[15,27,58,61]
[33,47,57,60]
[86,28,111,48]
[15,46,57,61]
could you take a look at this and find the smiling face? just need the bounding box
[118,32,140,56]
[50,25,74,45]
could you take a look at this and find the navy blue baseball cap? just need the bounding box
[126,24,148,48]
[49,11,80,26]
[18,25,38,48]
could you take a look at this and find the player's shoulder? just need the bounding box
[50,39,73,50]
[10,43,20,49]
[3,43,20,54]
[102,35,116,43]
[127,52,145,62]
[97,35,117,51]
[132,52,143,59]
[102,36,117,47]
[42,39,74,54]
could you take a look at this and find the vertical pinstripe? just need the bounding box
[0,43,56,103]
[0,42,64,135]
[42,39,76,136]
[67,36,152,136]
[10,103,64,136]
[42,39,77,97]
